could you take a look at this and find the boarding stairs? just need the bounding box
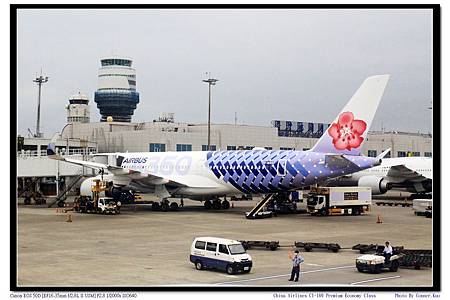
[17,177,41,198]
[245,194,275,219]
[48,173,85,208]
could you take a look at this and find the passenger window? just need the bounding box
[206,242,217,252]
[219,244,229,255]
[195,241,206,250]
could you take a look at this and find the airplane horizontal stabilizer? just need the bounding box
[324,154,359,169]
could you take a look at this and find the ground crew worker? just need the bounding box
[288,250,304,282]
[382,241,393,264]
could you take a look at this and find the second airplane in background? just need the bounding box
[327,156,432,196]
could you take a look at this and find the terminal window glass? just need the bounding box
[368,150,377,157]
[202,145,217,151]
[265,147,273,150]
[195,241,206,250]
[384,150,391,158]
[425,152,432,157]
[411,152,420,157]
[397,151,407,157]
[218,244,229,255]
[280,147,294,150]
[149,143,166,152]
[227,146,237,150]
[176,144,192,152]
[206,242,217,252]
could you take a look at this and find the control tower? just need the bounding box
[66,93,90,123]
[94,56,140,122]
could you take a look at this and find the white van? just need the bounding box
[190,237,253,275]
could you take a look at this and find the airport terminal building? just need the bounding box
[59,118,432,159]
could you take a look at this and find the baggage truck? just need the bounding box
[306,187,372,216]
[412,199,432,218]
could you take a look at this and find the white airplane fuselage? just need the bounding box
[111,149,380,197]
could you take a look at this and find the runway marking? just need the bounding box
[305,263,324,267]
[350,275,401,285]
[216,265,354,285]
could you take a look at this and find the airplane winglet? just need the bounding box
[377,148,391,160]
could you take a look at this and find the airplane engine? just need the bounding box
[79,175,135,203]
[358,176,390,195]
[80,176,110,197]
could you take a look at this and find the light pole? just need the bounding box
[427,100,432,135]
[33,73,49,138]
[203,75,218,151]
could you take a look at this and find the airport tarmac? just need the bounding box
[16,198,433,287]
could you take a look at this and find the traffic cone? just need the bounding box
[376,214,383,224]
[66,213,73,222]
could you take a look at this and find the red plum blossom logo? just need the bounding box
[328,111,367,151]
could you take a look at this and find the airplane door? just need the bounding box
[277,160,287,176]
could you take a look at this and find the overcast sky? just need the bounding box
[16,8,433,137]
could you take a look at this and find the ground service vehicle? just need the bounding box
[74,179,121,214]
[98,197,121,214]
[74,196,120,214]
[356,253,402,273]
[190,237,252,275]
[307,187,371,216]
[413,199,432,218]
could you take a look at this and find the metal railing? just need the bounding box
[17,148,97,158]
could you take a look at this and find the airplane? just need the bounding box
[326,156,432,197]
[47,74,390,210]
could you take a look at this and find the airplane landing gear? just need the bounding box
[221,200,230,209]
[169,202,179,211]
[152,199,179,211]
[212,200,221,210]
[204,200,212,210]
[204,198,230,210]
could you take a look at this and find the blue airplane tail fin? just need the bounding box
[46,133,61,158]
[47,142,56,156]
[311,75,390,155]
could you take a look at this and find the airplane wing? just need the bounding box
[47,143,221,189]
[50,154,125,174]
[386,165,430,182]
